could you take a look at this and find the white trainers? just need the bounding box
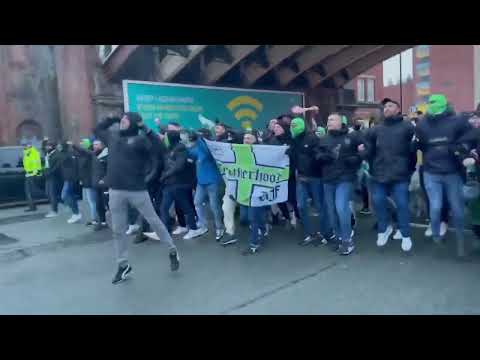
[401,237,413,252]
[183,227,208,240]
[67,214,82,224]
[126,224,140,235]
[143,232,160,241]
[440,222,448,237]
[376,225,393,247]
[172,226,188,235]
[45,211,58,218]
[393,229,402,240]
[425,225,432,237]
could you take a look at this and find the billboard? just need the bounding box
[123,80,304,131]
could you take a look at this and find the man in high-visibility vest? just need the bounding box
[23,143,42,212]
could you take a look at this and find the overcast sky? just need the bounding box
[383,49,413,86]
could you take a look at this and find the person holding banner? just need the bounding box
[290,116,333,246]
[317,113,363,255]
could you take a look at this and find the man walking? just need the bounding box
[22,143,42,212]
[359,98,416,252]
[94,113,180,285]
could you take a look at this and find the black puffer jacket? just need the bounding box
[43,149,63,179]
[60,148,79,182]
[160,131,195,187]
[265,131,296,177]
[415,111,473,175]
[317,126,363,183]
[291,131,322,179]
[73,145,93,188]
[91,147,108,189]
[363,115,416,183]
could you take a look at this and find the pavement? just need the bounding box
[1,202,480,314]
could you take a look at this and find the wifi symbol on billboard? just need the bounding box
[227,96,264,129]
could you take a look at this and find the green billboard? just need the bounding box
[123,80,304,131]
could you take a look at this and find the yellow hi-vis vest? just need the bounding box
[23,147,42,177]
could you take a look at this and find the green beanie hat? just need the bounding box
[427,94,448,116]
[291,117,306,138]
[80,138,92,149]
[341,115,348,125]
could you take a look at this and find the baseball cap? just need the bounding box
[381,98,401,108]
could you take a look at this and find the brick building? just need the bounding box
[350,45,480,120]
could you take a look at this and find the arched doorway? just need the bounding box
[16,119,43,149]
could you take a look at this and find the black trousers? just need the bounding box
[95,188,107,223]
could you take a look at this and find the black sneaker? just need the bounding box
[134,232,148,244]
[169,249,180,271]
[215,229,226,242]
[93,223,106,231]
[298,235,315,246]
[112,264,132,284]
[312,234,328,247]
[359,208,371,215]
[221,234,238,246]
[339,243,355,256]
[242,246,260,256]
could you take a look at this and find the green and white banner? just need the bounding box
[205,140,290,207]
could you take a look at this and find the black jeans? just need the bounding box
[45,177,60,212]
[24,176,38,209]
[95,188,107,223]
[161,185,197,232]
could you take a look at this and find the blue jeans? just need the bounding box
[371,180,411,237]
[246,206,267,248]
[324,182,354,244]
[296,178,332,238]
[61,181,79,215]
[194,182,224,231]
[161,185,197,232]
[240,205,249,226]
[83,187,98,222]
[423,172,464,241]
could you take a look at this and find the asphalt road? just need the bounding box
[1,211,480,315]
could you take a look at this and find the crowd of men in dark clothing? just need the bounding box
[25,94,480,285]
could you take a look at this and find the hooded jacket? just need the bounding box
[160,131,196,187]
[317,125,363,183]
[94,116,160,191]
[415,111,472,175]
[363,115,416,183]
[43,148,62,179]
[188,137,222,186]
[265,124,296,177]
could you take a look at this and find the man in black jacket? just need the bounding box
[94,113,179,285]
[359,98,416,252]
[318,114,363,255]
[159,130,206,240]
[415,94,473,257]
[60,141,82,224]
[43,139,63,218]
[91,139,108,231]
[290,117,333,246]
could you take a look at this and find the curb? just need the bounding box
[0,230,111,264]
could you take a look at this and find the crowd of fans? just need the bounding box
[20,94,480,285]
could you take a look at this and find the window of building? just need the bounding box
[357,78,365,102]
[366,79,375,103]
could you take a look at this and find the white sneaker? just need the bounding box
[440,222,448,237]
[67,214,82,224]
[393,229,402,240]
[172,226,188,235]
[144,232,160,241]
[377,225,393,247]
[401,237,413,252]
[45,211,58,218]
[425,225,432,237]
[126,224,140,235]
[183,227,208,240]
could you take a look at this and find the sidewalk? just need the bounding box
[0,203,110,263]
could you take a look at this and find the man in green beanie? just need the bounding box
[415,94,473,257]
[290,117,333,246]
